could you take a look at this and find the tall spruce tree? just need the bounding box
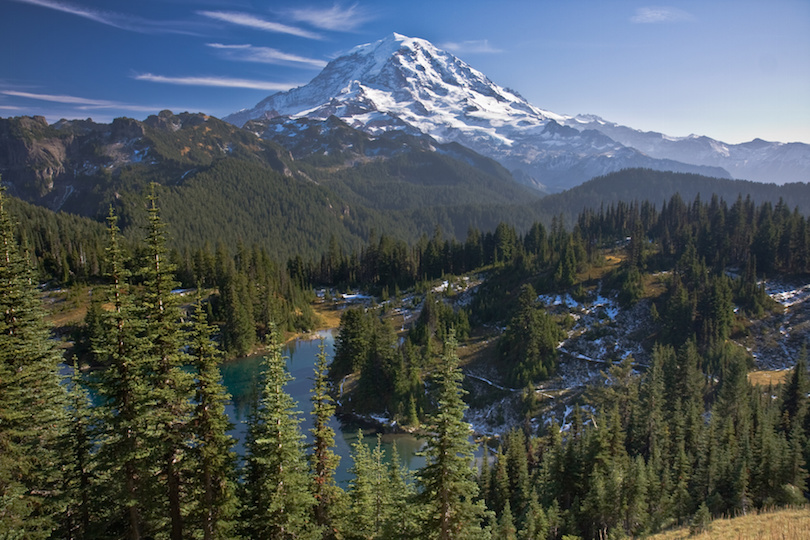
[189,295,239,540]
[345,432,390,539]
[240,327,317,540]
[91,207,149,539]
[62,360,95,539]
[416,330,491,540]
[139,185,195,539]
[309,339,343,538]
[0,186,68,538]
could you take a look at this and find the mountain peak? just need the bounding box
[224,34,808,189]
[348,32,427,57]
[224,33,562,143]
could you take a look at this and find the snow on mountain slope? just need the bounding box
[226,33,809,191]
[566,115,810,185]
[226,33,563,141]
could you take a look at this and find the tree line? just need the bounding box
[0,186,492,539]
[2,182,809,538]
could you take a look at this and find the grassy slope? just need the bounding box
[648,507,810,540]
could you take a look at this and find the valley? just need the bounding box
[2,27,810,540]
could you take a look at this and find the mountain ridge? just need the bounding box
[225,33,808,190]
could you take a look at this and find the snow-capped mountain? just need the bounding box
[565,115,810,185]
[225,33,806,191]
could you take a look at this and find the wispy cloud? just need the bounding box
[1,90,159,111]
[134,73,300,92]
[207,43,327,68]
[199,11,322,40]
[439,39,502,54]
[631,6,694,24]
[287,3,374,32]
[10,0,194,34]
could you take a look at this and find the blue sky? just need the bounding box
[2,0,808,144]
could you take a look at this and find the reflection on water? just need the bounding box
[220,330,425,484]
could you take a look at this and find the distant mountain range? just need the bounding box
[226,33,809,191]
[1,34,809,259]
[0,111,544,259]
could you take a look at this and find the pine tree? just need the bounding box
[383,443,420,540]
[91,207,149,539]
[0,186,69,538]
[416,330,491,540]
[496,501,517,540]
[309,339,343,539]
[240,327,317,539]
[189,295,239,540]
[346,432,390,539]
[139,185,195,539]
[62,360,95,539]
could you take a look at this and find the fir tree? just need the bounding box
[61,360,95,539]
[346,432,389,539]
[383,443,420,540]
[91,207,149,539]
[416,330,491,540]
[240,327,317,540]
[309,339,343,538]
[139,185,195,539]
[189,295,239,540]
[0,186,69,538]
[496,500,517,540]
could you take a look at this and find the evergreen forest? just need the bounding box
[1,167,809,540]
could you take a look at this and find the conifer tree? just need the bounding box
[189,295,239,540]
[62,360,95,539]
[309,339,343,538]
[504,429,530,514]
[91,207,149,539]
[346,432,389,539]
[496,501,517,540]
[240,327,317,540]
[416,330,491,539]
[499,284,561,385]
[139,185,195,539]
[383,443,420,540]
[0,186,68,538]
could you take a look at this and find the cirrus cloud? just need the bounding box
[134,73,301,92]
[1,90,160,111]
[10,0,195,34]
[631,6,694,23]
[287,3,374,32]
[207,43,327,68]
[439,39,502,54]
[198,11,322,40]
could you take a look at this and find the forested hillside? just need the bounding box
[536,168,810,227]
[2,177,809,538]
[2,113,810,539]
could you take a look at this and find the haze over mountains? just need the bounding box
[225,33,809,191]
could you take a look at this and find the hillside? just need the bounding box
[647,506,810,539]
[536,168,810,226]
[228,33,810,191]
[0,112,540,260]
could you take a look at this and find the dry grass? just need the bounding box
[456,333,498,368]
[748,369,791,387]
[578,252,624,284]
[41,286,92,328]
[310,300,343,331]
[648,507,810,540]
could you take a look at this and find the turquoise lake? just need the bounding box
[219,330,425,485]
